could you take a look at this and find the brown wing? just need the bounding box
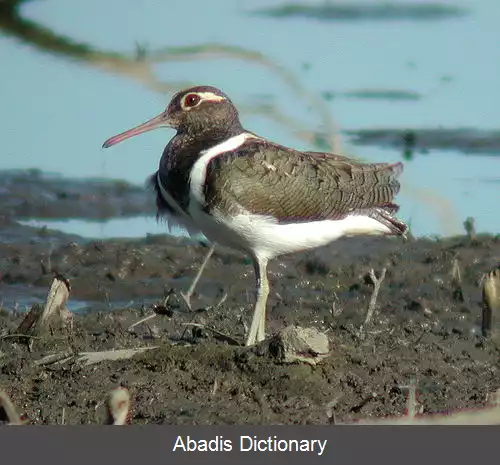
[303,150,400,170]
[204,139,406,232]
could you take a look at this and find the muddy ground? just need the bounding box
[0,170,499,425]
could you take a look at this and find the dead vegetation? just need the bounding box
[354,388,500,425]
[1,250,499,425]
[4,276,73,351]
[482,265,500,342]
[1,387,132,426]
[2,381,499,426]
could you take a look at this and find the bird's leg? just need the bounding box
[246,256,269,347]
[257,282,267,343]
[180,244,215,310]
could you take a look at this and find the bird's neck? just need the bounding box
[176,122,245,152]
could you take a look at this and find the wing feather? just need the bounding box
[204,140,406,234]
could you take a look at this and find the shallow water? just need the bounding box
[1,0,499,239]
[18,217,175,240]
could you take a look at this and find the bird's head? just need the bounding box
[102,85,242,148]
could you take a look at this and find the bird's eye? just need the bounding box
[184,93,201,108]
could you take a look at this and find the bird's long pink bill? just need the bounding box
[102,113,169,148]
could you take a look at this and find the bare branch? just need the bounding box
[76,347,160,366]
[182,323,242,346]
[364,268,387,326]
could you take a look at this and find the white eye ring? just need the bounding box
[182,93,201,110]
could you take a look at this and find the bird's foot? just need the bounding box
[245,333,266,347]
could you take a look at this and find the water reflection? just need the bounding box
[324,89,423,102]
[1,0,499,237]
[345,128,500,157]
[18,217,188,240]
[251,2,469,22]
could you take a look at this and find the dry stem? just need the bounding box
[357,268,387,338]
[0,389,23,425]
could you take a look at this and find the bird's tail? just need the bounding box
[367,203,408,236]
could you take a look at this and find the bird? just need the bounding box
[102,85,408,347]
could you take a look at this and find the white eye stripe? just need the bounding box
[196,92,225,101]
[181,92,225,110]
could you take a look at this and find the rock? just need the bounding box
[267,326,330,365]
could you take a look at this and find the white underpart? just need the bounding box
[197,209,392,261]
[224,214,390,259]
[187,133,394,261]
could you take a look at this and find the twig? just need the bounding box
[360,268,387,333]
[39,276,72,329]
[330,293,343,318]
[413,329,427,345]
[0,334,40,340]
[450,256,467,303]
[450,257,462,285]
[182,323,242,346]
[326,294,343,333]
[127,293,174,332]
[14,277,73,352]
[211,378,219,396]
[180,244,216,311]
[33,350,75,367]
[76,346,160,366]
[214,292,228,311]
[482,266,500,340]
[35,347,159,367]
[326,395,342,424]
[399,379,419,419]
[127,313,157,332]
[179,291,228,342]
[239,314,249,337]
[0,389,23,425]
[486,389,500,407]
